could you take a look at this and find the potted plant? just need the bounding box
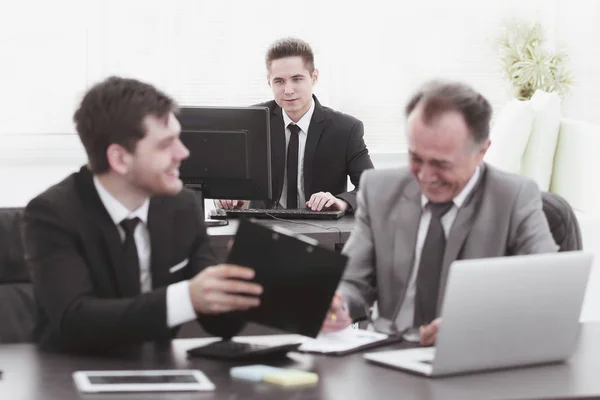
[497,20,573,100]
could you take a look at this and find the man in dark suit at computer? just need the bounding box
[22,77,263,353]
[216,37,374,212]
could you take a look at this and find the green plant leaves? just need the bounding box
[497,20,573,100]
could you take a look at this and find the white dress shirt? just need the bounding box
[279,99,315,208]
[93,177,196,328]
[395,166,482,335]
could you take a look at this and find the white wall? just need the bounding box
[0,0,572,152]
[0,142,407,208]
[555,1,600,126]
[1,1,597,209]
[3,0,589,206]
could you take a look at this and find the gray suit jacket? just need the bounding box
[339,163,559,325]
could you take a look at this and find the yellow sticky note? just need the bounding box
[263,369,319,387]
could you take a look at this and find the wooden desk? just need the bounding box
[1,323,599,400]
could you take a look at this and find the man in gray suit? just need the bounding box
[322,80,558,345]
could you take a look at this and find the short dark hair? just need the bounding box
[73,76,178,174]
[405,80,492,144]
[265,37,315,74]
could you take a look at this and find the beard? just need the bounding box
[128,165,182,197]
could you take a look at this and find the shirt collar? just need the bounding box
[282,98,315,134]
[93,176,150,225]
[421,165,481,209]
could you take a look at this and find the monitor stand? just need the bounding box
[185,183,229,227]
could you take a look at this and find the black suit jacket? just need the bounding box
[22,166,242,353]
[254,96,374,211]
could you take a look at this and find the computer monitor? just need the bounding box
[177,106,272,206]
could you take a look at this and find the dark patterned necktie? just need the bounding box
[120,217,141,296]
[414,202,454,327]
[286,124,301,209]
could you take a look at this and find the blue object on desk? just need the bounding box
[230,365,283,382]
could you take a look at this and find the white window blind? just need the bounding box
[0,0,86,135]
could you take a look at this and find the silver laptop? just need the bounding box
[363,251,592,377]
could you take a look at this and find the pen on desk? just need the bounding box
[356,333,379,340]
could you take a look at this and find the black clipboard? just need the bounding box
[227,218,348,338]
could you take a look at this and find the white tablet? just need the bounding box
[72,369,215,393]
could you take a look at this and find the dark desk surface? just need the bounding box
[1,322,599,400]
[207,216,356,262]
[207,215,356,239]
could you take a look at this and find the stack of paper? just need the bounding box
[298,327,395,354]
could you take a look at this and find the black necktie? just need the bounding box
[414,202,454,327]
[286,124,301,209]
[120,217,141,296]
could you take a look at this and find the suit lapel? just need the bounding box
[391,179,423,314]
[303,96,325,198]
[270,107,286,206]
[147,197,173,288]
[75,167,130,297]
[437,166,487,312]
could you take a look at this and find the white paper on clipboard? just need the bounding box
[298,327,391,354]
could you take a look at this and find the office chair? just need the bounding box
[0,208,36,343]
[541,191,583,252]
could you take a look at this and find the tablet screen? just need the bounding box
[88,374,199,385]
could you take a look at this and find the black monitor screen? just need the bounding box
[180,130,248,180]
[178,106,271,201]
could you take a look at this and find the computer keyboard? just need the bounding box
[186,340,302,360]
[209,208,345,220]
